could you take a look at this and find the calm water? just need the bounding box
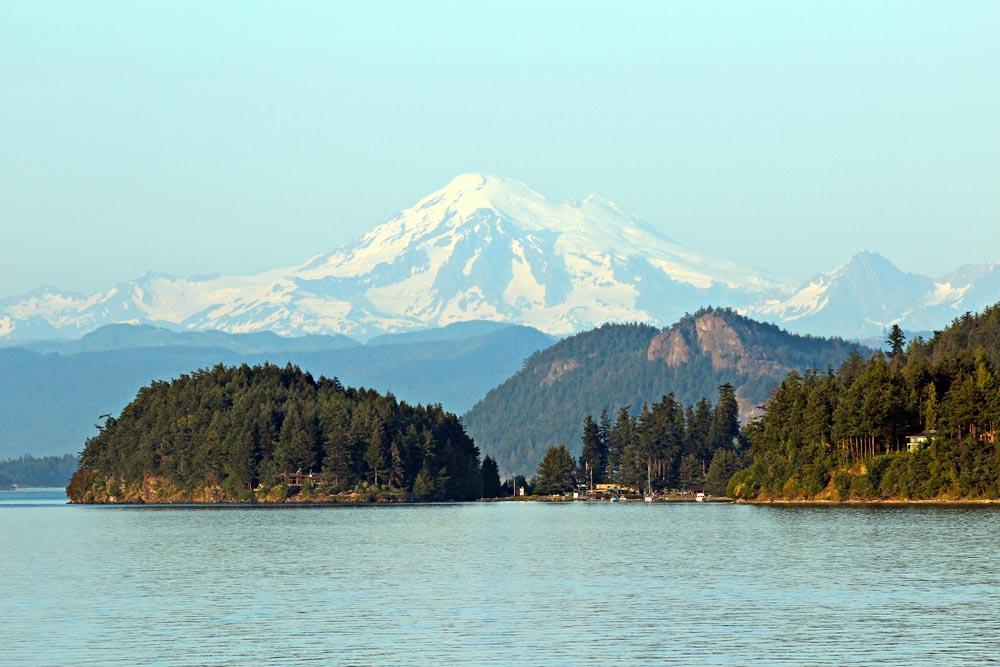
[3,490,1000,666]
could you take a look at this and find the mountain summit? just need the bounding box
[5,175,996,341]
[294,173,785,334]
[745,250,1000,338]
[0,174,786,340]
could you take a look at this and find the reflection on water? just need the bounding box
[3,499,1000,666]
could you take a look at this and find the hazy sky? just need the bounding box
[2,1,998,297]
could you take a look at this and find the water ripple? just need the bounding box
[3,495,1000,666]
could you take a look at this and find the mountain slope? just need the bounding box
[462,308,867,476]
[0,174,785,340]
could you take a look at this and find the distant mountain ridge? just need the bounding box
[0,321,552,459]
[2,175,998,341]
[0,174,785,341]
[462,308,868,476]
[746,251,1000,338]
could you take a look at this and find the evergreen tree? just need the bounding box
[273,402,317,475]
[705,449,743,496]
[598,408,612,468]
[679,453,702,488]
[388,437,406,489]
[709,383,740,451]
[608,406,634,479]
[887,324,906,359]
[480,455,502,498]
[579,415,605,487]
[533,445,576,495]
[365,421,387,487]
[685,397,714,472]
[412,464,434,500]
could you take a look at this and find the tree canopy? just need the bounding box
[67,363,483,503]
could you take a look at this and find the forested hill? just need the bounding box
[731,304,1000,501]
[67,364,483,503]
[0,322,551,460]
[462,308,866,476]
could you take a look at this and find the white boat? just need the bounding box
[695,492,706,502]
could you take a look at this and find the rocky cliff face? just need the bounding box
[648,310,795,380]
[647,328,690,366]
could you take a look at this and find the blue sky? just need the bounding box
[1,1,997,297]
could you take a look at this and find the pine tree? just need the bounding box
[709,383,740,450]
[608,406,634,479]
[705,449,743,496]
[412,464,434,500]
[481,455,502,498]
[273,402,317,477]
[887,324,906,359]
[579,415,604,488]
[533,445,576,495]
[365,421,387,488]
[388,437,405,489]
[594,408,612,484]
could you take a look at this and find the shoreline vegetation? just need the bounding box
[68,364,485,504]
[66,304,1000,506]
[729,307,1000,503]
[0,454,78,490]
[60,492,1000,506]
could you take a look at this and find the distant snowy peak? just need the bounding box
[4,173,998,342]
[0,173,788,340]
[301,173,781,293]
[746,251,1000,338]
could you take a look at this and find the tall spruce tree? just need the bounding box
[533,445,576,495]
[887,324,906,359]
[579,415,606,487]
[480,455,502,498]
[709,383,740,450]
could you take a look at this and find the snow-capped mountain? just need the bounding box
[0,174,787,341]
[746,251,1000,338]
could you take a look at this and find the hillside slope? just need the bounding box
[463,308,866,475]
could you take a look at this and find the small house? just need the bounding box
[278,469,328,486]
[906,430,938,453]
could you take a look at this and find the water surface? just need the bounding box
[3,489,999,666]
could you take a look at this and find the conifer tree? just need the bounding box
[273,402,317,475]
[579,415,605,487]
[480,455,502,498]
[709,383,740,450]
[365,421,387,487]
[608,406,634,479]
[887,324,906,359]
[533,445,576,495]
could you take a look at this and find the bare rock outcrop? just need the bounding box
[695,312,745,370]
[647,329,690,367]
[540,359,581,386]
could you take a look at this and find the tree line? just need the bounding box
[532,384,745,496]
[0,454,79,489]
[730,306,1000,500]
